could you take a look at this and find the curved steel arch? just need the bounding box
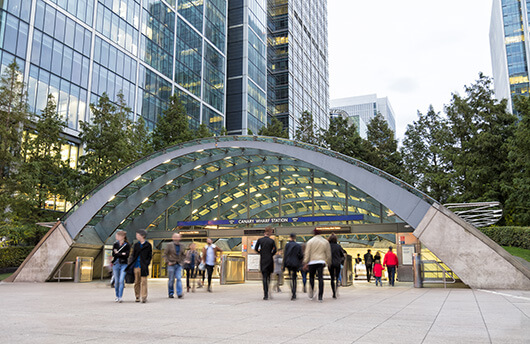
[63,136,435,240]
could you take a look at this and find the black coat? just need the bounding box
[112,241,130,265]
[128,241,152,277]
[283,241,303,270]
[255,236,277,274]
[330,242,345,267]
[364,252,374,266]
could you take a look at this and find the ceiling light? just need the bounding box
[256,193,262,197]
[192,209,198,214]
[133,175,141,181]
[142,198,149,203]
[166,179,173,185]
[232,204,238,209]
[108,195,115,202]
[163,159,171,164]
[238,182,245,187]
[194,165,202,169]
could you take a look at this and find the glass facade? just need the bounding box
[267,0,329,137]
[0,0,227,137]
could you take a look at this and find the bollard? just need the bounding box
[413,253,423,288]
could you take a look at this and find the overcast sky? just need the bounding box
[328,0,494,141]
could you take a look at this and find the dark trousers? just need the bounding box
[262,271,271,298]
[387,265,396,286]
[288,268,298,298]
[308,263,325,300]
[328,265,341,297]
[301,270,307,287]
[185,267,197,288]
[206,264,214,287]
[366,264,373,282]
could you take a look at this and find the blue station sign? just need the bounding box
[177,214,363,227]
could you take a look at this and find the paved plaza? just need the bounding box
[0,279,529,344]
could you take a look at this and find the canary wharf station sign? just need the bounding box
[177,214,364,227]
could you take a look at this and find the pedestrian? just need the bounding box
[202,238,223,292]
[111,230,130,303]
[354,253,362,278]
[328,234,344,299]
[283,233,303,300]
[303,229,332,302]
[273,249,283,292]
[373,259,383,286]
[129,229,152,303]
[383,246,399,286]
[254,226,277,300]
[184,242,199,293]
[364,249,374,283]
[374,251,382,262]
[163,233,186,299]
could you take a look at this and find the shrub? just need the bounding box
[0,246,35,269]
[479,227,530,250]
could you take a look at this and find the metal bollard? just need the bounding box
[413,253,423,288]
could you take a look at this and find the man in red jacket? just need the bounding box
[383,247,399,286]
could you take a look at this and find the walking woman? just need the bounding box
[112,230,130,302]
[328,234,344,299]
[184,243,199,292]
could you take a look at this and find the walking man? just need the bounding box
[255,226,277,300]
[163,233,186,298]
[364,249,374,283]
[202,238,223,292]
[303,229,331,302]
[129,229,152,303]
[283,233,303,300]
[383,246,399,286]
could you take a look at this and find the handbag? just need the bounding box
[198,262,206,271]
[125,266,135,284]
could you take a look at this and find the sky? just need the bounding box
[328,0,494,141]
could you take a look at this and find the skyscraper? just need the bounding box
[330,94,396,137]
[267,0,330,137]
[490,0,530,112]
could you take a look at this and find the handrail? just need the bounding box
[53,261,74,282]
[421,259,456,288]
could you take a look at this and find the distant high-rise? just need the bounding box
[330,94,396,137]
[267,0,330,137]
[490,0,530,112]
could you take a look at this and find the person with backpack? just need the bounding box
[364,249,374,283]
[283,233,303,300]
[111,230,130,303]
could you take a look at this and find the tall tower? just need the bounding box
[490,0,530,112]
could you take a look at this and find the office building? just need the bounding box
[267,0,330,137]
[490,0,530,113]
[330,94,396,137]
[329,108,367,139]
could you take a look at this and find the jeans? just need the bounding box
[375,276,382,286]
[112,263,127,299]
[301,270,307,287]
[167,264,183,296]
[328,265,341,297]
[262,272,271,298]
[308,263,325,300]
[206,264,214,288]
[366,264,373,282]
[288,268,298,298]
[387,265,396,286]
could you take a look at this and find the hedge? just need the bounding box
[479,227,530,250]
[0,246,35,269]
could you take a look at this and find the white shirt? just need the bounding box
[206,245,216,265]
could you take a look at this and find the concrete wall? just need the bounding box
[414,204,530,290]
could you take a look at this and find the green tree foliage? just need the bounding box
[152,95,193,150]
[320,116,366,160]
[363,113,403,178]
[401,106,454,203]
[506,96,530,225]
[444,74,516,205]
[79,92,148,194]
[295,111,318,144]
[258,116,289,138]
[0,62,28,213]
[196,123,214,138]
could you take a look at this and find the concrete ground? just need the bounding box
[0,279,529,344]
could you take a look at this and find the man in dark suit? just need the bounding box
[364,249,374,283]
[254,226,277,300]
[283,233,303,300]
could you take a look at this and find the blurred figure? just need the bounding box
[373,259,383,287]
[354,253,362,278]
[163,233,186,299]
[301,243,308,293]
[283,233,303,300]
[364,249,374,283]
[111,230,130,302]
[273,249,283,293]
[328,234,344,299]
[383,247,399,286]
[129,229,152,303]
[202,238,223,292]
[255,226,277,300]
[303,229,332,302]
[184,242,199,293]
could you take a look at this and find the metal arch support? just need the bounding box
[121,159,320,239]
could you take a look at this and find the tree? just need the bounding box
[444,74,516,205]
[79,92,146,194]
[364,113,403,178]
[401,106,454,203]
[196,123,213,138]
[0,62,28,214]
[258,116,289,138]
[294,111,318,144]
[152,95,193,150]
[320,116,366,160]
